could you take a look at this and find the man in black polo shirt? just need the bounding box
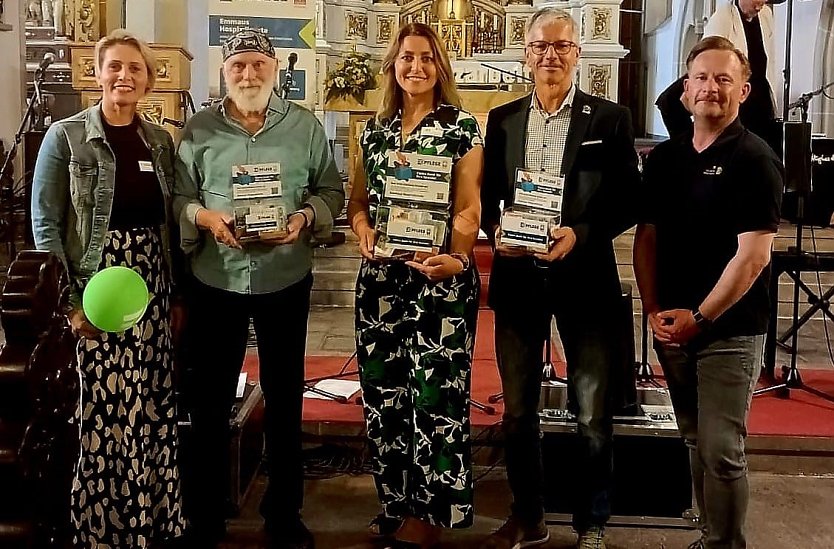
[634,36,782,549]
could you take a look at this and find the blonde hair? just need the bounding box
[94,29,157,93]
[378,23,461,121]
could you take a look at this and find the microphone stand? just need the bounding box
[280,63,295,100]
[479,62,533,83]
[787,81,834,114]
[0,68,46,259]
[754,92,834,403]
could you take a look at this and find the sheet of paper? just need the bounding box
[303,379,361,401]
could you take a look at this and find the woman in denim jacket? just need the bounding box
[30,29,184,548]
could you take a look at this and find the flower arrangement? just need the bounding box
[324,53,376,103]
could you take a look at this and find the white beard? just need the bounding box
[228,81,273,114]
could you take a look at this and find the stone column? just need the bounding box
[503,2,535,58]
[577,0,627,101]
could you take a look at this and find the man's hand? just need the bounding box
[259,212,307,246]
[533,227,577,262]
[196,208,241,249]
[494,226,529,257]
[405,254,465,282]
[67,308,102,339]
[651,309,699,346]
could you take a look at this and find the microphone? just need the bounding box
[281,52,298,99]
[38,52,56,72]
[163,117,185,129]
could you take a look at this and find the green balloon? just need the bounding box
[82,266,150,333]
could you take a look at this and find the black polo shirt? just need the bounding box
[641,118,783,340]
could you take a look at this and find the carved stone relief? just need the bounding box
[346,10,368,40]
[377,14,395,44]
[591,7,612,41]
[588,63,611,99]
[509,16,526,46]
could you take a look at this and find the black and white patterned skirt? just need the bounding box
[71,227,184,548]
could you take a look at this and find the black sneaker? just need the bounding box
[265,517,315,549]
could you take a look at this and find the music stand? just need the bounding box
[303,351,359,404]
[754,0,834,402]
[635,311,662,387]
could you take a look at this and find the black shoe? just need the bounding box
[176,524,225,548]
[265,517,315,549]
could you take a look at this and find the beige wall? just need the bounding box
[0,0,26,175]
[158,0,188,44]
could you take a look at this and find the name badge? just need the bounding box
[138,161,154,172]
[420,126,443,138]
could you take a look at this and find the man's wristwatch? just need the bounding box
[692,309,713,331]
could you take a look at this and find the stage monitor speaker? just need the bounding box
[542,407,692,522]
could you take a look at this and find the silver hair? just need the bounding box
[525,6,580,43]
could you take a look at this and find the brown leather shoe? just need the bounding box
[480,515,550,549]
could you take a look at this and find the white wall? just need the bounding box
[0,0,26,175]
[644,1,689,137]
[186,0,210,108]
[772,0,826,125]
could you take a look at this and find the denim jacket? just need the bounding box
[31,103,180,307]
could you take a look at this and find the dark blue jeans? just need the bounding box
[494,306,615,533]
[655,334,764,549]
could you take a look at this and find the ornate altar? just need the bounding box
[331,88,530,193]
[69,42,194,136]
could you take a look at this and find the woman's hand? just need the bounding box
[67,308,102,339]
[356,224,376,261]
[405,254,466,282]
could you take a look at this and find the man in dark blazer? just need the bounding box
[479,7,640,549]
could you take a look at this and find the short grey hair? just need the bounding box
[525,6,580,43]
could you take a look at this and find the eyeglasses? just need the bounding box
[527,41,577,56]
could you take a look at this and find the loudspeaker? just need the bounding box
[541,388,692,522]
[782,121,812,222]
[617,283,638,415]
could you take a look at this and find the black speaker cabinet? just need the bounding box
[178,382,265,515]
[541,387,693,526]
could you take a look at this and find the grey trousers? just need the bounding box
[654,334,764,549]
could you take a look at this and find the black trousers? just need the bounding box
[181,273,313,532]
